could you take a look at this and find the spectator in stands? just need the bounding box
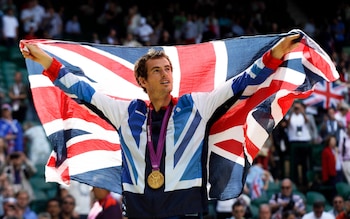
[23,25,38,40]
[328,195,345,218]
[259,204,272,219]
[96,0,122,32]
[64,14,82,41]
[303,17,317,38]
[215,194,251,219]
[1,7,19,47]
[91,187,122,219]
[37,212,51,219]
[285,100,312,185]
[133,17,154,46]
[1,0,18,17]
[87,199,102,219]
[126,4,141,36]
[336,195,350,219]
[46,198,61,219]
[305,106,320,144]
[105,27,119,45]
[59,194,79,219]
[331,16,346,54]
[158,29,175,46]
[3,151,36,201]
[321,135,344,200]
[282,210,298,219]
[269,178,306,219]
[271,118,290,180]
[302,200,334,219]
[286,101,311,140]
[15,189,37,219]
[228,201,247,219]
[338,123,350,184]
[23,121,51,166]
[0,87,5,107]
[245,156,272,200]
[122,32,142,47]
[19,0,45,35]
[90,32,100,44]
[8,71,29,123]
[60,181,93,219]
[335,102,349,129]
[182,14,199,45]
[41,6,63,40]
[2,196,21,219]
[0,103,24,154]
[320,107,344,143]
[0,138,7,171]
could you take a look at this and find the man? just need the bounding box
[339,123,350,184]
[90,187,122,219]
[337,196,350,219]
[269,178,306,219]
[60,194,79,219]
[15,190,37,219]
[46,198,61,219]
[259,204,272,219]
[0,103,24,154]
[21,34,300,218]
[8,71,29,123]
[228,201,246,219]
[329,195,345,218]
[302,200,334,219]
[3,152,37,201]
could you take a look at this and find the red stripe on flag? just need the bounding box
[48,43,138,86]
[46,155,57,167]
[176,42,216,96]
[295,41,338,81]
[67,140,120,157]
[31,87,116,130]
[210,75,303,135]
[214,139,244,157]
[61,167,70,184]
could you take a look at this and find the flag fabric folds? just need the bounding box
[22,29,339,200]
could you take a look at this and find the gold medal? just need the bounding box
[147,170,164,189]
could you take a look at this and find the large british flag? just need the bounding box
[22,29,339,200]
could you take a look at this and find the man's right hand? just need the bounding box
[20,40,53,70]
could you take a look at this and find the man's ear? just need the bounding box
[138,77,146,86]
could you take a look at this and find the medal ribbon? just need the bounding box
[147,104,173,170]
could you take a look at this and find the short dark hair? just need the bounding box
[313,200,325,208]
[134,49,172,93]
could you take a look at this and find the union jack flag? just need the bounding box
[251,175,263,200]
[22,29,339,200]
[303,80,347,109]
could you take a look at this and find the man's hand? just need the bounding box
[271,34,301,60]
[20,40,53,70]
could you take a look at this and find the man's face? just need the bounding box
[47,201,61,217]
[259,206,271,219]
[313,206,324,218]
[16,193,30,208]
[333,197,344,211]
[141,57,173,97]
[281,182,292,196]
[233,205,245,219]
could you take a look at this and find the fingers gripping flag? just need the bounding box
[21,29,339,200]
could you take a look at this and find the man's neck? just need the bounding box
[150,95,172,112]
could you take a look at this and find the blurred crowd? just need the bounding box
[1,0,350,218]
